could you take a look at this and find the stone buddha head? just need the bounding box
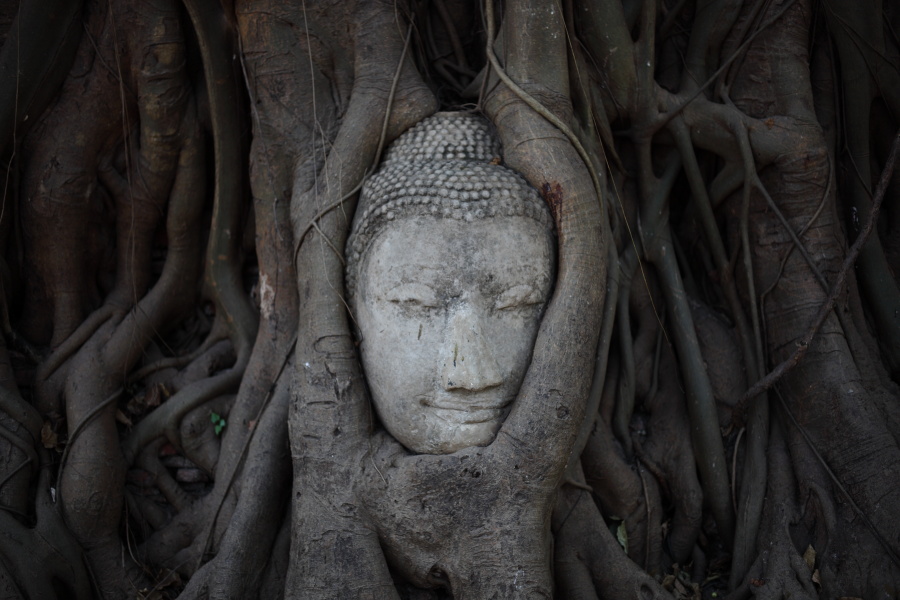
[346,112,555,454]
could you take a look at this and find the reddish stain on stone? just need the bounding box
[541,182,563,222]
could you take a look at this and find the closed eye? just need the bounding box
[495,284,542,310]
[385,283,439,308]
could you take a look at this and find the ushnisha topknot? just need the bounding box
[345,112,554,298]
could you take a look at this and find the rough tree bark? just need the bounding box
[0,0,899,598]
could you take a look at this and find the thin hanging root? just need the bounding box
[756,155,832,365]
[0,387,41,443]
[36,305,116,382]
[637,465,652,569]
[735,126,832,294]
[731,426,744,513]
[307,220,346,265]
[613,249,639,455]
[54,387,123,506]
[735,128,900,414]
[759,156,832,304]
[632,137,735,545]
[670,118,761,383]
[0,424,37,474]
[718,0,769,96]
[659,281,735,543]
[560,6,623,178]
[193,336,295,572]
[746,155,866,371]
[651,0,798,132]
[483,0,604,207]
[647,318,663,400]
[732,127,766,384]
[433,0,469,72]
[773,387,900,567]
[293,177,367,258]
[292,18,414,264]
[0,457,31,493]
[658,0,690,39]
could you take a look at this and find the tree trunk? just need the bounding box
[1,0,899,598]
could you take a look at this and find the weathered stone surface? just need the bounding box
[347,112,555,454]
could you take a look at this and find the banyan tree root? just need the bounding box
[3,0,900,598]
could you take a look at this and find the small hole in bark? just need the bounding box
[556,404,569,419]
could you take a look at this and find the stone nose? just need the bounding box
[440,306,503,392]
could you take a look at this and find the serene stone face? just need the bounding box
[355,215,554,454]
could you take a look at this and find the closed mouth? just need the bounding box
[420,394,515,424]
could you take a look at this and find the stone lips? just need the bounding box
[346,112,554,299]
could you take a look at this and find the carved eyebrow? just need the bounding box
[384,282,439,307]
[494,284,544,310]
